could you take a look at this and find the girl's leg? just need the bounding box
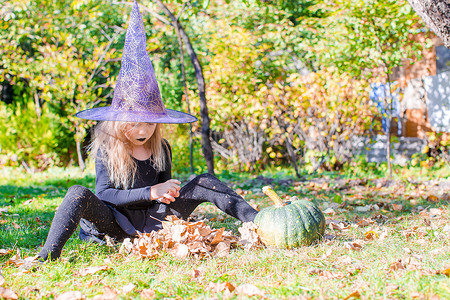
[38,185,126,260]
[167,174,258,222]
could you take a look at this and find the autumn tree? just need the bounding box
[310,0,426,178]
[0,0,197,171]
[196,1,377,175]
[0,0,127,170]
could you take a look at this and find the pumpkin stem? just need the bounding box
[262,186,284,207]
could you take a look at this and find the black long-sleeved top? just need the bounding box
[95,144,171,208]
[80,142,172,238]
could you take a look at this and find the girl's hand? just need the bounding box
[150,179,181,204]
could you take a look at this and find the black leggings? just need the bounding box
[38,173,257,260]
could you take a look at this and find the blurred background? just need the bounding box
[1,0,449,178]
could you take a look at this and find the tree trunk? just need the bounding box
[34,92,41,120]
[76,140,86,172]
[174,21,195,175]
[387,128,392,178]
[154,0,215,175]
[284,137,302,179]
[385,75,393,179]
[75,126,86,172]
[407,0,450,48]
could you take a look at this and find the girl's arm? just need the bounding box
[95,158,152,207]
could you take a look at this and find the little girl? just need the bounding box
[38,0,258,260]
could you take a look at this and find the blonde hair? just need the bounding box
[89,121,169,189]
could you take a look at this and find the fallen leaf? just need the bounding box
[235,284,265,297]
[323,233,335,241]
[323,208,335,215]
[119,238,133,255]
[121,284,135,294]
[5,249,41,269]
[344,241,364,251]
[328,221,351,231]
[379,228,388,240]
[92,287,117,300]
[22,198,36,205]
[208,281,235,294]
[373,214,389,222]
[0,220,7,225]
[440,267,450,277]
[75,265,109,277]
[55,291,84,300]
[171,243,189,259]
[356,218,375,227]
[238,222,263,250]
[427,195,439,202]
[191,269,204,279]
[343,290,360,299]
[139,289,155,299]
[319,270,345,279]
[401,226,427,239]
[12,222,20,230]
[392,204,403,211]
[307,268,344,279]
[213,241,230,258]
[307,268,322,275]
[418,210,429,218]
[87,279,103,288]
[0,249,13,256]
[104,235,115,247]
[210,228,225,246]
[429,208,443,217]
[7,249,21,266]
[120,216,238,260]
[347,265,362,276]
[404,255,423,270]
[410,291,424,299]
[364,230,379,240]
[0,287,18,299]
[390,260,406,271]
[171,224,188,243]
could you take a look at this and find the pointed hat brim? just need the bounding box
[75,106,197,124]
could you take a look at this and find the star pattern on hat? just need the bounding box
[111,0,166,114]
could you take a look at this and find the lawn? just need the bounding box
[0,164,449,299]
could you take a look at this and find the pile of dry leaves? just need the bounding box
[119,216,262,260]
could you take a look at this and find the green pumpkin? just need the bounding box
[254,186,325,248]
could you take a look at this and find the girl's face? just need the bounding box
[123,122,157,146]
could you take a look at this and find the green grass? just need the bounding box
[0,164,449,299]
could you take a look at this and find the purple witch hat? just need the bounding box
[76,0,197,123]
